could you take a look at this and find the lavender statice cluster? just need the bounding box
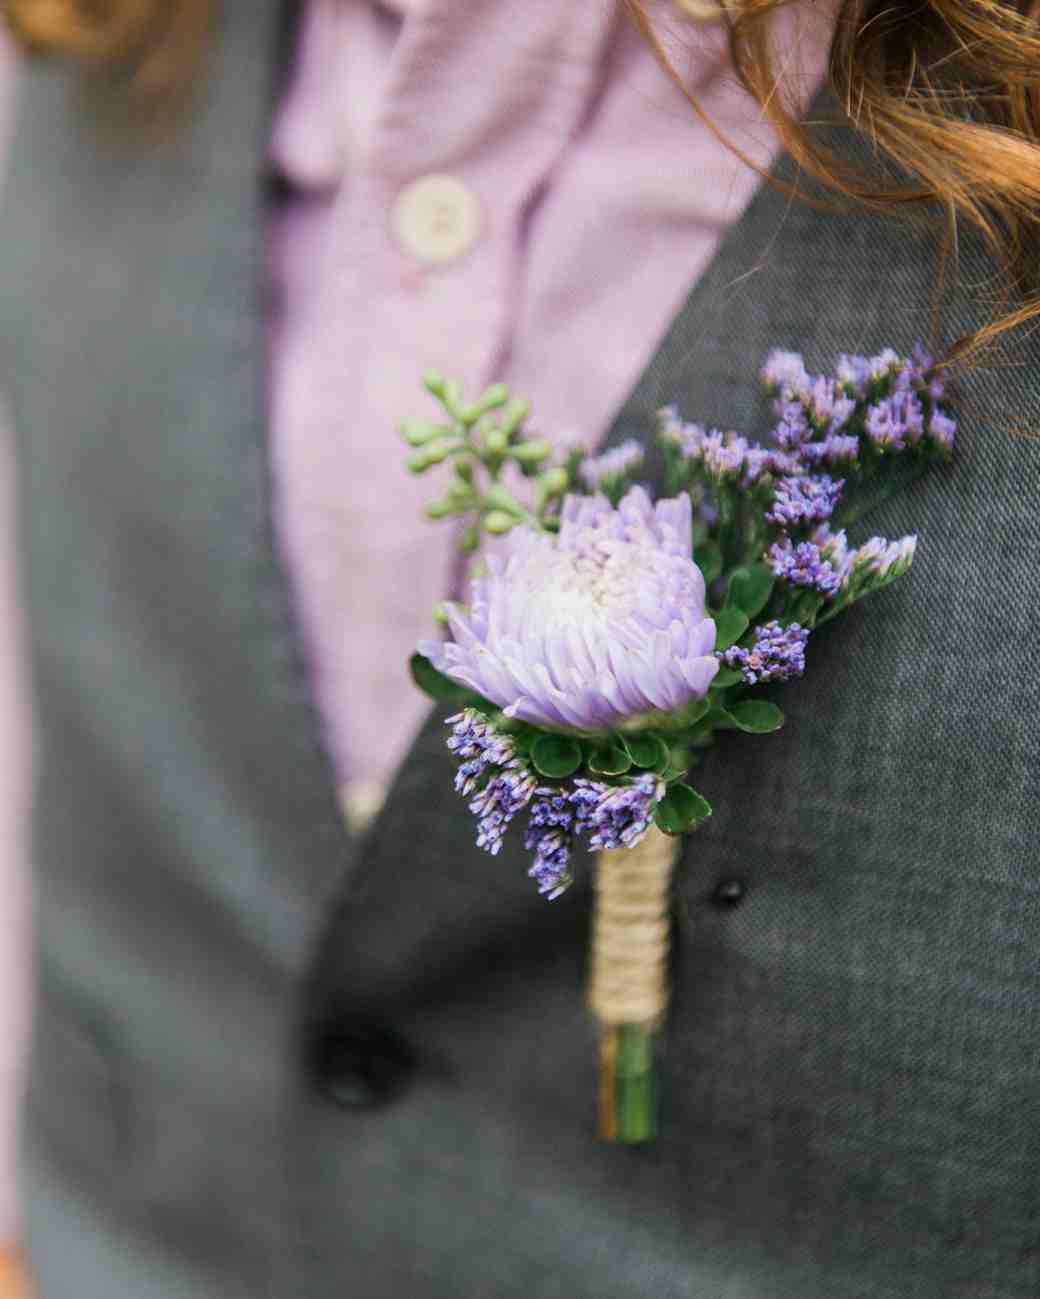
[447,710,536,855]
[767,537,844,597]
[658,407,786,486]
[751,347,953,609]
[762,343,957,457]
[447,709,667,899]
[572,775,664,851]
[579,439,645,500]
[765,474,844,528]
[525,787,577,899]
[660,346,955,554]
[525,775,664,898]
[850,534,917,581]
[722,620,809,685]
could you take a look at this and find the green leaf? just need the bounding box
[710,667,742,691]
[726,562,774,619]
[622,734,669,770]
[726,700,784,734]
[658,750,692,782]
[713,606,749,652]
[694,543,723,586]
[697,705,737,734]
[588,743,632,777]
[409,653,471,703]
[653,783,713,835]
[531,734,583,779]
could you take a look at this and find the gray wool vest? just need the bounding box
[1,4,1039,1297]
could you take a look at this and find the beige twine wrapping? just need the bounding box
[588,826,680,1031]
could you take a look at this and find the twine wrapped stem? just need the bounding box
[588,825,680,1142]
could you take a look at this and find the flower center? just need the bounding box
[526,529,660,626]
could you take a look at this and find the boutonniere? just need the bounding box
[401,346,955,1142]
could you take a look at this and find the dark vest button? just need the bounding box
[711,878,746,907]
[309,1023,416,1110]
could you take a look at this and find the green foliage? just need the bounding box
[587,743,633,777]
[726,700,784,733]
[713,606,749,652]
[653,783,712,835]
[694,543,723,586]
[726,563,774,619]
[531,734,583,779]
[622,734,670,771]
[409,653,471,704]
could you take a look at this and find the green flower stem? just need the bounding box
[614,1024,657,1143]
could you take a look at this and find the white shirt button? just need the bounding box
[391,174,482,266]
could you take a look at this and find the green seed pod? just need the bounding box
[453,459,474,484]
[483,510,515,535]
[422,439,453,465]
[541,466,569,495]
[422,370,447,397]
[460,524,481,553]
[407,450,432,474]
[500,399,531,438]
[478,383,510,411]
[425,499,453,520]
[445,483,475,509]
[483,483,523,515]
[511,439,551,465]
[400,419,442,447]
[485,428,508,455]
[441,380,465,419]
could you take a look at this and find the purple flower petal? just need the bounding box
[420,488,718,731]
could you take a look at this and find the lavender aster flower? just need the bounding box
[419,487,718,731]
[572,774,665,852]
[579,439,645,496]
[768,538,843,597]
[723,620,809,684]
[765,475,844,528]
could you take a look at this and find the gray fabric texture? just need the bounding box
[1,3,1038,1296]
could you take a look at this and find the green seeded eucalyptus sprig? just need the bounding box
[402,372,583,551]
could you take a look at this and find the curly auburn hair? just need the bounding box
[4,0,1040,356]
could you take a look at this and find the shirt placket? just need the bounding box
[272,0,619,800]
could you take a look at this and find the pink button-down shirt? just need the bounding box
[0,0,828,1236]
[268,0,828,822]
